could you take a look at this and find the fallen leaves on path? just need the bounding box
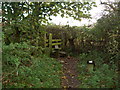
[58,56,80,88]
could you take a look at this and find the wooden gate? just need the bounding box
[44,33,62,57]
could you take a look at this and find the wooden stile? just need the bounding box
[44,33,63,57]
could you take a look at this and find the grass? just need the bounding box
[2,43,62,88]
[77,51,118,88]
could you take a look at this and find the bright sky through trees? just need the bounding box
[49,0,115,26]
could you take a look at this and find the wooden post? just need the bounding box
[87,61,95,72]
[49,33,52,55]
[55,45,59,58]
[44,33,46,48]
[44,32,49,56]
[61,33,65,50]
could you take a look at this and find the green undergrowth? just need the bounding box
[78,51,119,88]
[2,43,62,88]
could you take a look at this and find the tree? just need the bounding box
[2,2,96,46]
[93,1,120,63]
[2,2,96,24]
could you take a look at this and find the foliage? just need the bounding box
[92,1,120,58]
[2,2,96,24]
[78,51,118,88]
[2,1,120,88]
[45,24,109,54]
[3,15,46,46]
[2,42,62,88]
[76,2,120,88]
[2,2,96,45]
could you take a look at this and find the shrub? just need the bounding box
[78,51,118,88]
[2,43,62,88]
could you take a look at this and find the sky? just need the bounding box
[49,0,115,26]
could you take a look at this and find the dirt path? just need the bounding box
[58,56,80,88]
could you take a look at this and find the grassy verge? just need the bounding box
[77,51,118,88]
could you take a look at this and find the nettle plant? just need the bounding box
[3,42,42,68]
[2,42,62,88]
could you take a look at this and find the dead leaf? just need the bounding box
[63,86,67,88]
[61,76,67,79]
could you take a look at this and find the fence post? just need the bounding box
[44,32,46,48]
[61,33,65,50]
[49,33,52,55]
